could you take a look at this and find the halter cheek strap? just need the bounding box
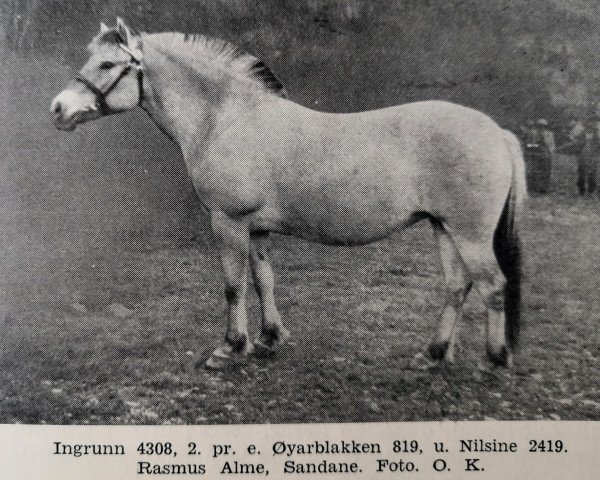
[75,44,143,115]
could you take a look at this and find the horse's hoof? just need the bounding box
[253,339,277,357]
[486,344,513,367]
[254,326,291,352]
[428,341,450,361]
[277,326,291,343]
[204,341,253,369]
[410,352,438,370]
[205,355,227,370]
[204,344,232,370]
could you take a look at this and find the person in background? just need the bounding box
[579,118,599,196]
[537,119,555,193]
[569,117,586,148]
[522,118,553,193]
[557,117,587,195]
[520,120,536,146]
[538,119,556,156]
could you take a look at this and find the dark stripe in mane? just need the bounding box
[182,33,286,97]
[250,61,286,97]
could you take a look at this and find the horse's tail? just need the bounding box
[503,130,528,209]
[493,130,527,351]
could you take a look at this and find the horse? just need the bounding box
[51,18,527,370]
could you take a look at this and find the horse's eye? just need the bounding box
[99,61,115,70]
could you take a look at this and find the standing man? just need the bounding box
[523,119,553,193]
[520,120,536,145]
[537,119,555,193]
[557,117,587,195]
[580,118,599,196]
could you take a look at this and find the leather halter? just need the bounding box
[75,44,143,115]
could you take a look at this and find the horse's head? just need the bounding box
[51,18,143,131]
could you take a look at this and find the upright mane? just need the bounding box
[142,32,287,98]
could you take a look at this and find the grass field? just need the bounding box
[0,55,599,424]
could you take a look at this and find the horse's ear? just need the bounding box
[116,17,140,48]
[100,22,109,33]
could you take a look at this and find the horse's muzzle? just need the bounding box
[53,115,77,131]
[51,96,76,131]
[52,104,102,131]
[51,90,102,131]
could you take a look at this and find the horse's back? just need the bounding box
[268,99,510,177]
[276,100,510,227]
[215,98,514,244]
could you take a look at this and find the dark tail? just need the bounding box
[494,131,527,351]
[493,190,522,351]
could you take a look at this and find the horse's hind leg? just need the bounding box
[249,232,290,352]
[429,220,472,363]
[456,240,513,367]
[205,212,254,369]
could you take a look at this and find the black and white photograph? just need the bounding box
[1,0,599,431]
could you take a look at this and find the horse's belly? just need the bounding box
[248,154,421,243]
[251,188,417,245]
[283,215,415,245]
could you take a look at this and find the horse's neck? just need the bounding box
[140,42,265,153]
[140,47,213,146]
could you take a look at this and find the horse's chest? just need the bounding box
[188,154,267,216]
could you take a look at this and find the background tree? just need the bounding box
[1,0,42,51]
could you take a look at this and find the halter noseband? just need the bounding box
[75,44,143,115]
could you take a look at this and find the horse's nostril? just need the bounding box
[53,102,62,115]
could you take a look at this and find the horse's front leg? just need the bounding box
[205,212,254,369]
[249,232,290,353]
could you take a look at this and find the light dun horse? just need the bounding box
[52,19,526,369]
